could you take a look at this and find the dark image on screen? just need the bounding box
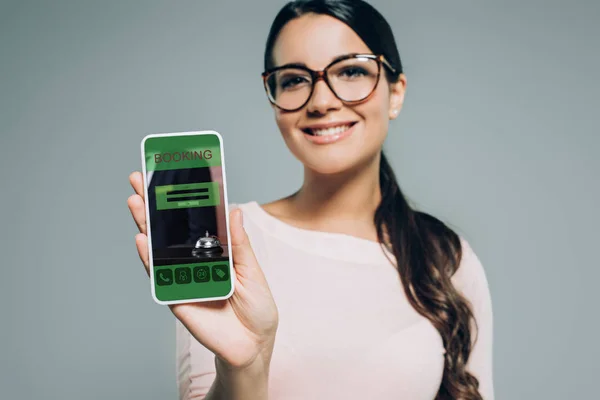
[147,166,229,267]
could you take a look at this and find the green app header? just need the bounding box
[144,133,222,171]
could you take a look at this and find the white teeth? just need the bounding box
[311,124,352,136]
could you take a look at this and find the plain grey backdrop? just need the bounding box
[1,0,598,399]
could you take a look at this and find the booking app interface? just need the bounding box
[144,133,231,302]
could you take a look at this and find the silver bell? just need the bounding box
[194,231,222,249]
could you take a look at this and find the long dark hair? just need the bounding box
[264,1,482,399]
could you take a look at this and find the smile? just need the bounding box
[301,121,358,145]
[302,122,357,136]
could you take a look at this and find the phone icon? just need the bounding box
[156,269,173,286]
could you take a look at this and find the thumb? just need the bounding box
[229,208,262,275]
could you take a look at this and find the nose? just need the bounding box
[305,77,342,115]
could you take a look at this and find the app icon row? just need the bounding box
[156,265,229,286]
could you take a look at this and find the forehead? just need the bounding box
[272,13,372,69]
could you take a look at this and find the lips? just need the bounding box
[301,121,357,136]
[300,121,358,145]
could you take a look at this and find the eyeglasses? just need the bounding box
[261,53,396,112]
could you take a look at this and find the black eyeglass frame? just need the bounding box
[261,53,397,112]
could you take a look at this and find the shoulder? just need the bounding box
[451,236,493,320]
[414,211,490,294]
[415,211,492,307]
[453,237,489,289]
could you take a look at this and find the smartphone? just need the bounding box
[140,130,234,305]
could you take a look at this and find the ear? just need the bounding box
[388,73,407,120]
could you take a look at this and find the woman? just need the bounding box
[127,0,493,399]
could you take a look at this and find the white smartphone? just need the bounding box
[140,130,235,305]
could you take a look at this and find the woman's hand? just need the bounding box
[127,172,279,370]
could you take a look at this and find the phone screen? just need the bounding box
[141,131,234,304]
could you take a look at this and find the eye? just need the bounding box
[339,67,368,78]
[280,75,310,89]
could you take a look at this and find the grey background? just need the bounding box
[1,0,598,399]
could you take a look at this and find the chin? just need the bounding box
[301,153,372,176]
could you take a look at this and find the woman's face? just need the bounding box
[269,13,406,175]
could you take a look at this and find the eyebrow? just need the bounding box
[274,52,363,70]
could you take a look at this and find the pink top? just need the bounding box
[176,201,494,399]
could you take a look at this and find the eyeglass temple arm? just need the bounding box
[380,55,397,74]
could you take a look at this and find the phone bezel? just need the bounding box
[140,130,235,305]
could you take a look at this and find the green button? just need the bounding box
[212,265,229,281]
[193,266,210,283]
[175,267,192,284]
[156,269,173,286]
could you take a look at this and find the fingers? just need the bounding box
[129,171,145,199]
[127,193,147,234]
[130,171,149,278]
[135,233,150,277]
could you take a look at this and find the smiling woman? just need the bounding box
[127,0,494,399]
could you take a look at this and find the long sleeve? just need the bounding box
[452,238,495,399]
[176,319,217,400]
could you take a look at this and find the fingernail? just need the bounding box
[238,209,244,227]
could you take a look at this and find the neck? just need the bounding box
[290,154,382,225]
